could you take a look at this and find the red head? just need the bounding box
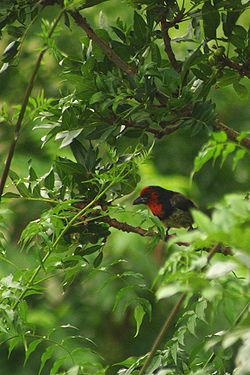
[133,186,166,219]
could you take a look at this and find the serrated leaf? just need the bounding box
[134,304,145,337]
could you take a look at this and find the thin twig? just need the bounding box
[69,10,136,76]
[139,293,186,375]
[0,10,64,199]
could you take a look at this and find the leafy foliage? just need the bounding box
[0,0,250,374]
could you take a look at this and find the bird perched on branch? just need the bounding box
[133,186,195,233]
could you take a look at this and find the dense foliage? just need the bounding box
[0,0,250,374]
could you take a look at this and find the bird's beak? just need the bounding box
[133,196,147,205]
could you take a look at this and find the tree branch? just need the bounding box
[102,215,156,237]
[98,214,232,255]
[215,121,250,150]
[0,10,64,199]
[222,56,250,79]
[160,17,181,72]
[69,10,136,76]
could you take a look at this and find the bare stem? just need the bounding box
[138,292,186,375]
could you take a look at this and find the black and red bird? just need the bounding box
[133,186,195,231]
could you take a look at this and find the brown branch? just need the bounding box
[160,17,181,72]
[99,214,232,255]
[69,10,136,76]
[0,10,64,199]
[215,121,250,150]
[222,56,250,79]
[102,215,156,237]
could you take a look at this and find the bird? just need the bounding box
[133,186,195,233]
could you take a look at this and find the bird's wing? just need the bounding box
[170,193,195,211]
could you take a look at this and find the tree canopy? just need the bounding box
[0,0,250,374]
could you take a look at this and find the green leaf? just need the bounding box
[192,210,213,233]
[222,9,241,37]
[2,192,20,198]
[134,304,145,337]
[220,143,236,167]
[233,81,248,99]
[195,299,208,323]
[93,252,103,268]
[134,12,147,46]
[24,338,43,366]
[181,46,202,83]
[6,25,25,38]
[232,149,246,170]
[187,313,197,336]
[44,169,55,190]
[39,346,54,375]
[230,25,247,49]
[70,139,87,167]
[8,336,21,358]
[170,342,178,364]
[202,0,220,40]
[2,40,20,62]
[206,261,237,279]
[9,170,31,197]
[192,143,216,176]
[151,42,161,65]
[156,284,186,300]
[83,245,101,255]
[50,356,66,375]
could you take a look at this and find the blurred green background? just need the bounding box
[0,1,250,373]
